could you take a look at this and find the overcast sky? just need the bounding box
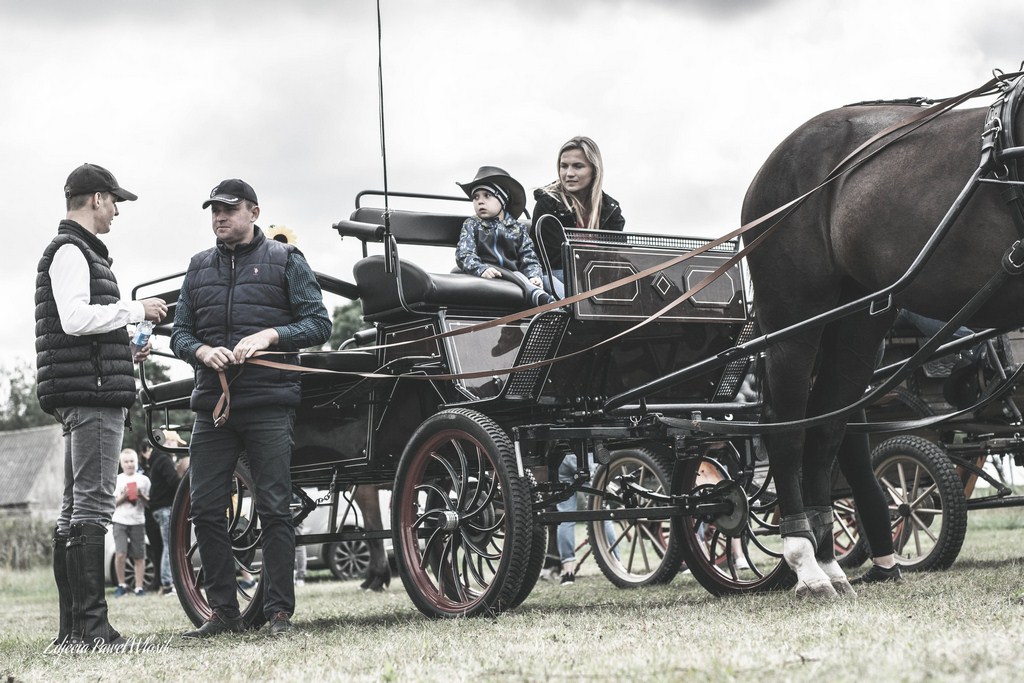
[3,0,1023,384]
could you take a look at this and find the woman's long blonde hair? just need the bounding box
[540,136,605,230]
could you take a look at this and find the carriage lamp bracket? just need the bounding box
[1002,240,1024,274]
[868,294,893,316]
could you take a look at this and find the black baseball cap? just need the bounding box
[64,163,138,202]
[202,179,259,209]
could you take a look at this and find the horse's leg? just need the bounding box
[354,485,390,592]
[802,308,895,597]
[761,327,838,598]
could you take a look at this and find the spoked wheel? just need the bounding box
[833,497,870,569]
[506,470,547,609]
[326,530,372,580]
[392,409,532,618]
[673,451,793,595]
[169,463,267,629]
[586,448,682,587]
[872,435,967,571]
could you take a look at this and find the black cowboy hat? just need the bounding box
[456,166,527,219]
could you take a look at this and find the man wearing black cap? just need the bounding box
[171,179,330,638]
[35,163,167,648]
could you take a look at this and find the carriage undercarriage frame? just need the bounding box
[136,72,1024,623]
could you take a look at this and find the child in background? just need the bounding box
[112,448,151,597]
[455,166,554,306]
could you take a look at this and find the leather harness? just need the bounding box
[213,71,1024,430]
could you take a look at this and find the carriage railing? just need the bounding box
[564,228,740,254]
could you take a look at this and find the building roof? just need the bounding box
[0,424,63,508]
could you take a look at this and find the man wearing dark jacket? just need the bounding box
[139,438,181,595]
[171,179,331,639]
[36,163,166,647]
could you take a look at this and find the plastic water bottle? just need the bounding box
[130,320,154,357]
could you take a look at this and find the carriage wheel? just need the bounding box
[326,531,372,581]
[169,463,267,629]
[672,455,793,595]
[504,470,547,609]
[871,436,967,571]
[586,448,682,588]
[832,386,939,568]
[392,409,532,618]
[833,497,870,568]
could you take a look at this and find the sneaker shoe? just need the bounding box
[238,578,257,590]
[269,612,293,637]
[559,572,575,587]
[850,563,902,585]
[539,567,560,582]
[181,613,244,639]
[113,584,128,598]
[161,586,177,597]
[133,587,146,597]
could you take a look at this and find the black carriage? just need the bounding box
[831,321,1024,572]
[136,191,793,624]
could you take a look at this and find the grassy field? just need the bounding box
[3,509,1024,683]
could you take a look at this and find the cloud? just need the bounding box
[5,0,1024,374]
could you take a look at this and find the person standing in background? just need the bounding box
[139,436,182,595]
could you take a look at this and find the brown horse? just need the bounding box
[741,75,1024,596]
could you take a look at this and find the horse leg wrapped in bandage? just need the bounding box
[780,514,837,599]
[806,506,856,598]
[779,513,816,546]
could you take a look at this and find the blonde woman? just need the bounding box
[531,136,625,296]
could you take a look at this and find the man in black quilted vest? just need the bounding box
[170,179,330,638]
[35,163,167,648]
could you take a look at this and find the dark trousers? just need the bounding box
[189,406,296,620]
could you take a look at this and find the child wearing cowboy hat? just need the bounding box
[455,166,554,305]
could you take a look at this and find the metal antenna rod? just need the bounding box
[376,0,396,273]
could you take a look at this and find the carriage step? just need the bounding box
[503,309,571,400]
[713,318,758,401]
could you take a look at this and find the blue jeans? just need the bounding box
[54,406,126,534]
[189,406,296,620]
[556,453,616,564]
[546,269,566,299]
[152,506,172,588]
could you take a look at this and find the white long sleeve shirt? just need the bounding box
[50,244,145,335]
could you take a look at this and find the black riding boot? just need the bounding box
[51,528,72,645]
[67,523,125,647]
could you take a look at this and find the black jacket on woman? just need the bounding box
[530,189,625,271]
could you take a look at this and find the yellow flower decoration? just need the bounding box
[266,224,298,245]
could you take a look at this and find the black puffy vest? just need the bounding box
[185,227,301,411]
[35,221,137,414]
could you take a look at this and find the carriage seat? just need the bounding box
[140,377,194,408]
[353,255,531,323]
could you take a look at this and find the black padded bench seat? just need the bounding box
[354,255,530,323]
[140,377,194,407]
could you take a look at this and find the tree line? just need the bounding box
[0,302,368,443]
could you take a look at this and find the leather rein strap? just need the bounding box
[212,369,233,427]
[211,72,1021,425]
